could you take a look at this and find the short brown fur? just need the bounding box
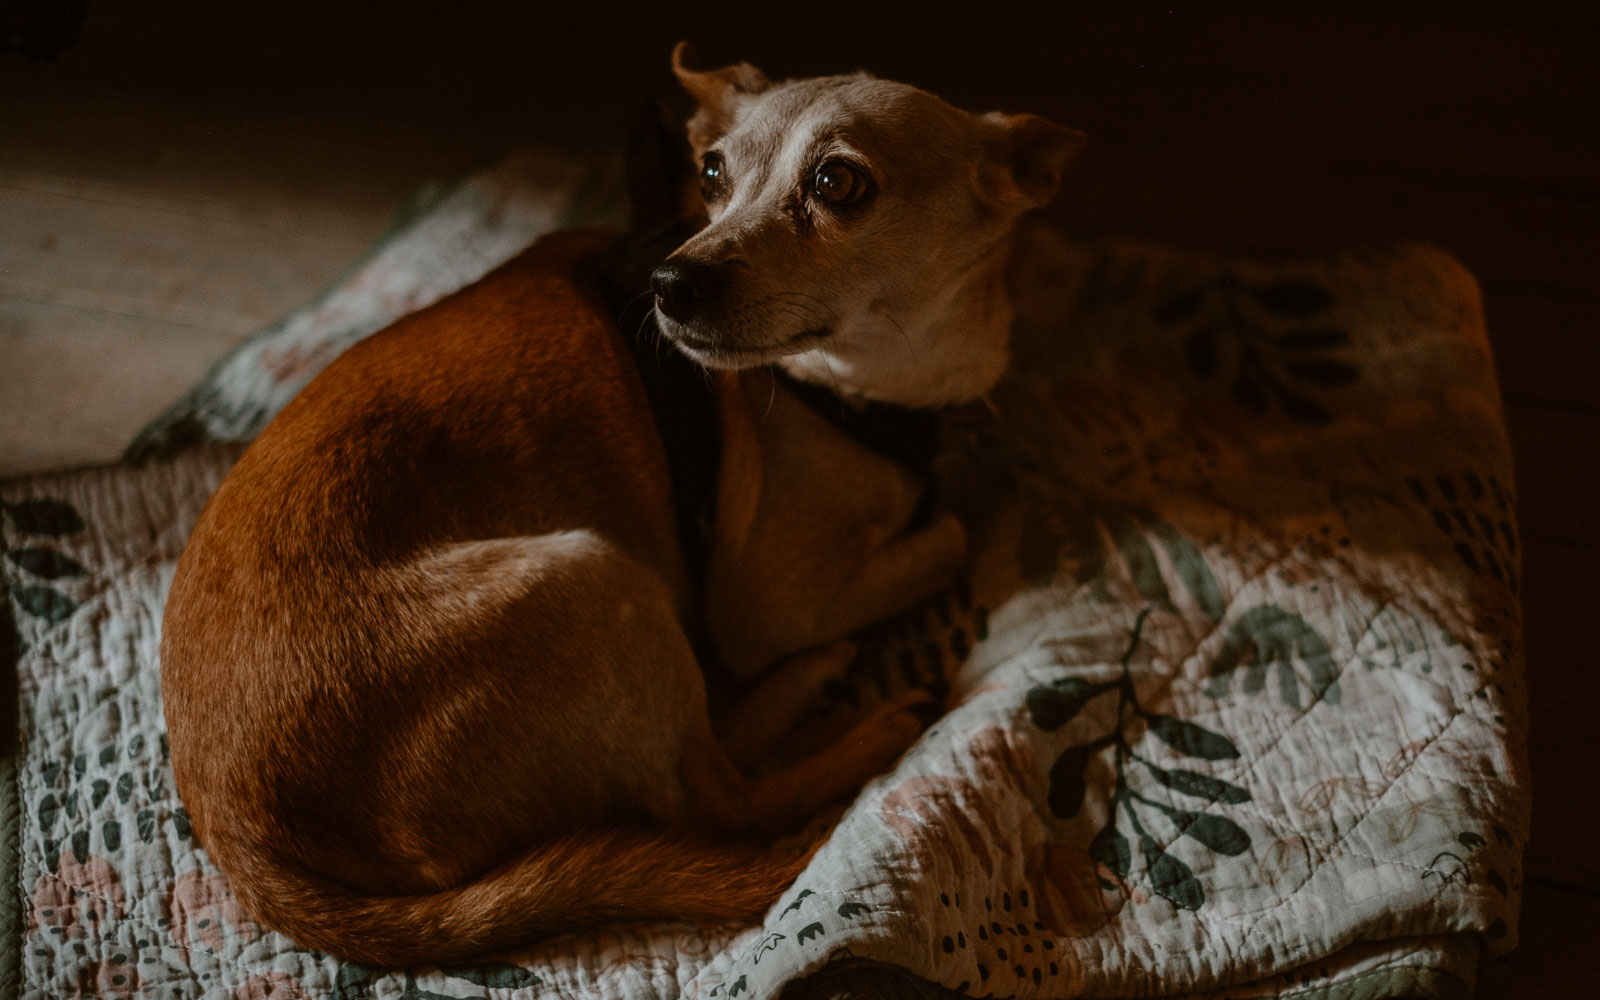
[162,231,943,966]
[162,48,1080,966]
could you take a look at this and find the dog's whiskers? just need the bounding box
[630,309,666,368]
[870,304,913,350]
[620,288,658,320]
[773,291,841,332]
[762,367,778,420]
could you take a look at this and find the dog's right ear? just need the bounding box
[978,112,1088,213]
[672,41,772,152]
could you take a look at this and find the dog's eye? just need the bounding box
[699,153,728,202]
[812,160,868,206]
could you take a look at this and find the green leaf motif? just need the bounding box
[1026,677,1102,731]
[1151,286,1206,326]
[397,977,456,1000]
[136,808,156,843]
[1174,811,1251,856]
[1148,714,1240,760]
[1047,745,1093,819]
[1285,359,1360,387]
[6,547,87,579]
[1487,869,1508,897]
[1247,280,1335,319]
[1140,835,1205,911]
[1206,605,1341,707]
[1138,510,1226,622]
[37,794,57,833]
[1029,502,1224,623]
[1153,767,1251,805]
[1270,382,1333,425]
[1229,374,1269,414]
[12,585,78,624]
[1274,327,1351,351]
[2,498,85,536]
[1183,324,1221,378]
[1089,821,1131,878]
[333,963,378,1000]
[441,963,542,989]
[1104,510,1173,612]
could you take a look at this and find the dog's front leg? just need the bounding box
[812,509,968,642]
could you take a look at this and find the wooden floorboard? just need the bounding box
[0,296,240,474]
[0,182,373,336]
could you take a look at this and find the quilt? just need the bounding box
[1,151,1527,1000]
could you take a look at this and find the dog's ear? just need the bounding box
[672,41,772,151]
[979,113,1087,212]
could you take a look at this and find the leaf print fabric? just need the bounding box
[2,156,1526,1000]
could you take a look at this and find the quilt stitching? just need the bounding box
[19,862,316,1000]
[3,175,1524,999]
[1029,548,1498,953]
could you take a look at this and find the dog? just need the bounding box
[159,45,1083,967]
[655,43,1084,408]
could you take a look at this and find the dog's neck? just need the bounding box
[776,232,1019,409]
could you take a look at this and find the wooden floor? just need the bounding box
[2,3,1595,995]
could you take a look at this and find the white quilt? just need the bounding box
[1,152,1526,1000]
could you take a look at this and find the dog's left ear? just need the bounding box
[979,113,1088,212]
[672,42,773,151]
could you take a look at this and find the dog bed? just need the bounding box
[2,151,1526,999]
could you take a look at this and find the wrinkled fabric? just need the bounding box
[2,155,1524,1000]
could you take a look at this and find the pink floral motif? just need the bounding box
[170,868,259,960]
[1260,836,1318,891]
[234,971,305,1000]
[878,727,1033,878]
[27,851,126,938]
[72,958,140,999]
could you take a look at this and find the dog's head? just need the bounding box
[651,43,1085,407]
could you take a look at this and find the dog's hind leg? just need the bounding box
[814,510,968,639]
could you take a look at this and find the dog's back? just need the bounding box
[161,231,723,925]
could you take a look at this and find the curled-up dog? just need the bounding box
[160,44,1085,967]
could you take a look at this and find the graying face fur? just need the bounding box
[653,49,1084,407]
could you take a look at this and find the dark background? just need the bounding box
[3,2,1596,994]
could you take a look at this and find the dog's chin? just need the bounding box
[666,336,776,370]
[655,313,829,370]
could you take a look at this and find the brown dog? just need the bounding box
[161,49,1081,968]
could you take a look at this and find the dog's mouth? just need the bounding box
[660,322,830,366]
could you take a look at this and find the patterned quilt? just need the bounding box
[1,152,1527,1000]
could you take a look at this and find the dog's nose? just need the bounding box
[651,260,727,323]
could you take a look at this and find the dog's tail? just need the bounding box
[236,831,812,967]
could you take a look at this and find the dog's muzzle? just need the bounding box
[650,260,727,324]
